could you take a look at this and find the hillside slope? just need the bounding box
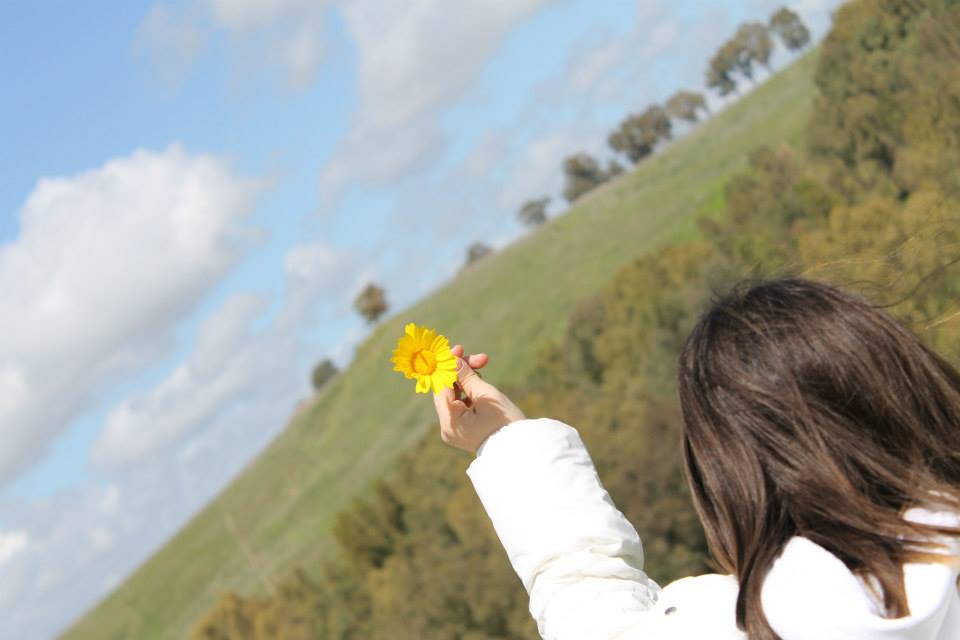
[63,50,819,640]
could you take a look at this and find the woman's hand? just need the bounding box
[433,344,526,454]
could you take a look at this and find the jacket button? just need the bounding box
[664,606,677,616]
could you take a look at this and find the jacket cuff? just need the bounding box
[474,421,513,457]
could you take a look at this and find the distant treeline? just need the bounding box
[338,7,811,333]
[562,5,809,204]
[192,1,960,637]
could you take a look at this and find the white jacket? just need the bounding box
[465,417,960,640]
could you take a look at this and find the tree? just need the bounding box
[608,115,652,164]
[638,105,672,143]
[353,283,388,323]
[666,90,709,123]
[518,197,549,227]
[464,241,492,266]
[807,0,959,196]
[769,7,811,51]
[608,105,672,165]
[706,41,738,96]
[707,22,772,94]
[562,153,623,202]
[731,21,774,79]
[332,481,406,570]
[311,358,338,392]
[605,159,625,179]
[562,152,606,202]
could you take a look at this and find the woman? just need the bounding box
[433,277,960,639]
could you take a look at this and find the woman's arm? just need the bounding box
[434,348,743,639]
[466,417,662,639]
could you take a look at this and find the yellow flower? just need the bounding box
[390,322,458,395]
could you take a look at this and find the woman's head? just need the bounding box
[676,277,960,639]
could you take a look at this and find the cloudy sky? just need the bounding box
[0,0,844,637]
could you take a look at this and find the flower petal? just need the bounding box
[419,332,433,351]
[415,376,430,393]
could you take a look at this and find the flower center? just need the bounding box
[410,349,437,375]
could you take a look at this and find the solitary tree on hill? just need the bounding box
[464,242,492,267]
[518,197,550,227]
[311,358,339,392]
[769,7,811,51]
[353,283,388,323]
[666,90,709,123]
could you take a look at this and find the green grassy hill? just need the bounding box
[62,50,819,640]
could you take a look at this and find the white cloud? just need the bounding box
[340,0,546,132]
[318,0,550,205]
[283,20,327,86]
[136,0,331,88]
[0,273,320,634]
[318,117,446,199]
[0,273,321,634]
[93,233,363,469]
[207,0,324,31]
[137,0,549,199]
[0,532,27,569]
[557,12,679,106]
[92,294,269,469]
[568,36,629,95]
[461,130,511,179]
[645,20,679,55]
[141,0,562,96]
[134,3,207,85]
[0,406,295,637]
[99,485,120,516]
[0,144,262,485]
[284,240,342,286]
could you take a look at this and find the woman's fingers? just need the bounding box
[433,382,452,415]
[468,353,489,369]
[449,344,487,405]
[451,344,489,370]
[433,370,470,442]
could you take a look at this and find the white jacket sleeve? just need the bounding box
[465,417,663,639]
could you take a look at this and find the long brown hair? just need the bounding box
[676,277,960,639]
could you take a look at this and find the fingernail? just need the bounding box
[456,358,465,371]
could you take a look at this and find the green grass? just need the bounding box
[61,50,820,640]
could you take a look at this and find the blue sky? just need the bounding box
[0,0,844,636]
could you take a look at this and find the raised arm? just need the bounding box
[433,349,739,639]
[465,417,662,639]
